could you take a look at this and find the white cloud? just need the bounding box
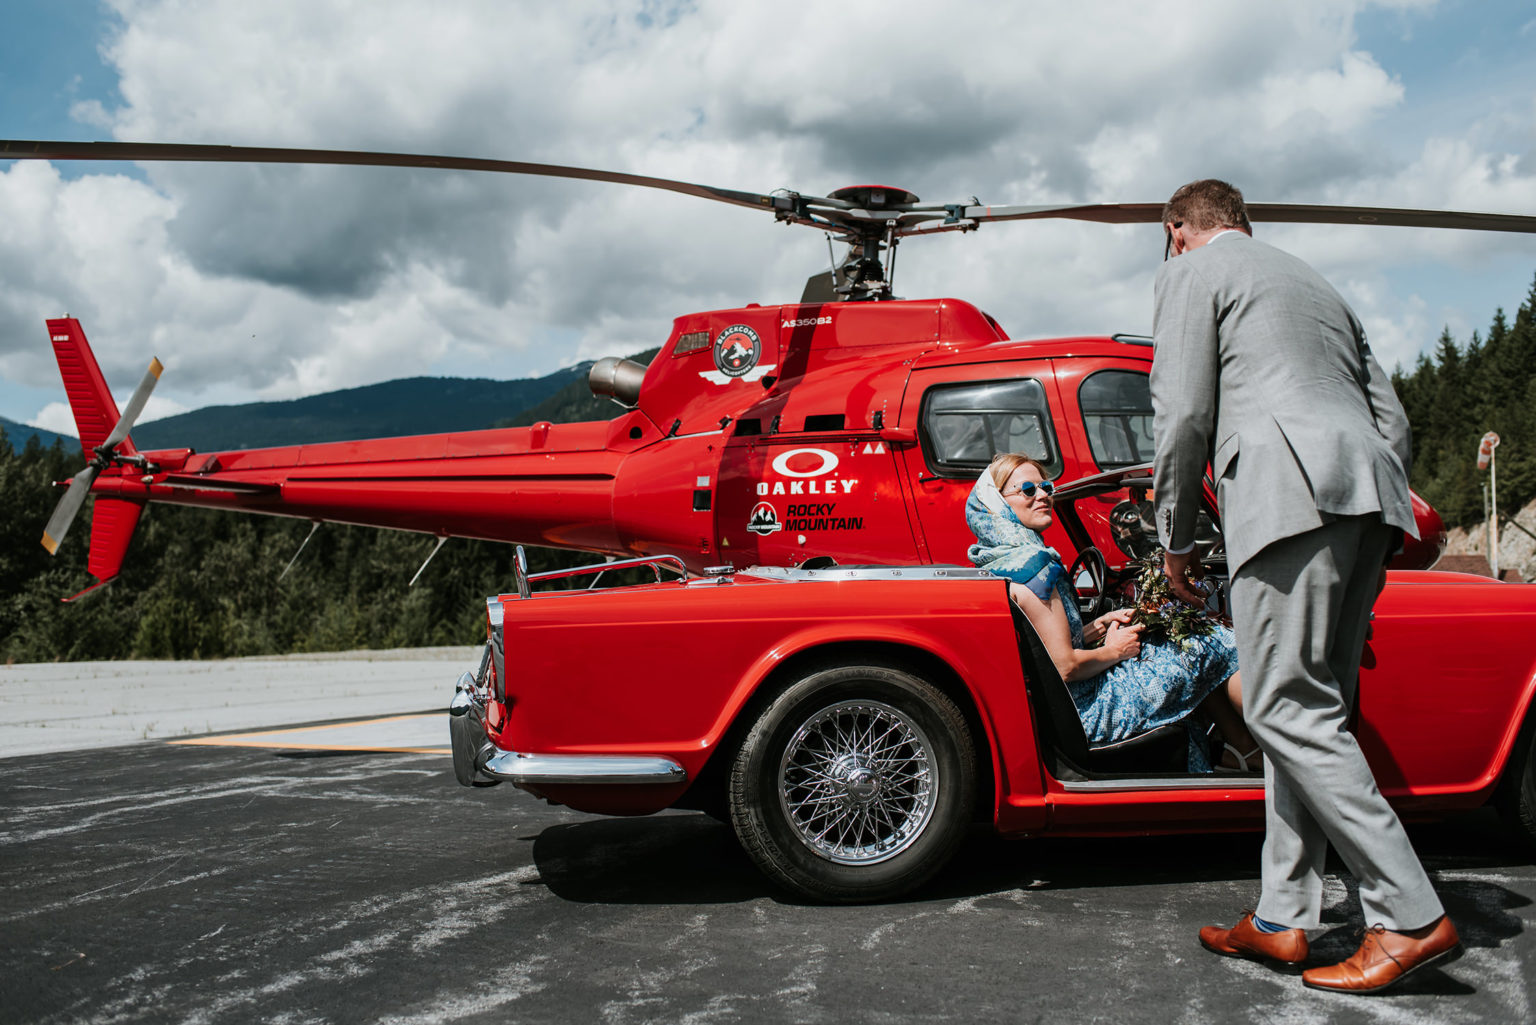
[30,401,79,436]
[29,393,188,436]
[1,0,1532,420]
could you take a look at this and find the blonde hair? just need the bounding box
[987,452,1048,491]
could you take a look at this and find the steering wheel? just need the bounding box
[1066,546,1109,621]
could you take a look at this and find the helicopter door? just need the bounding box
[897,364,1070,564]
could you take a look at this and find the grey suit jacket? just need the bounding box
[1150,233,1415,573]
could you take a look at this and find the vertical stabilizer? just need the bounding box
[87,496,145,582]
[44,318,152,600]
[60,497,145,603]
[47,317,133,456]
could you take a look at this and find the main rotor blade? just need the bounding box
[8,140,1532,235]
[101,357,163,451]
[0,140,787,216]
[957,202,1536,234]
[41,464,100,555]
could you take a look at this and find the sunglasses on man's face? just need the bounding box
[1004,480,1055,499]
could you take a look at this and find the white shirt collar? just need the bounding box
[1209,229,1247,244]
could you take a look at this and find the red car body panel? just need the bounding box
[1358,574,1536,803]
[489,574,1038,821]
[478,562,1536,836]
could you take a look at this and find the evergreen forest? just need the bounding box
[0,431,609,662]
[4,276,1534,663]
[1392,274,1536,529]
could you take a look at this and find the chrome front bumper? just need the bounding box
[448,663,686,788]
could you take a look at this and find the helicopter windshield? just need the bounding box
[1079,369,1156,468]
[922,378,1062,478]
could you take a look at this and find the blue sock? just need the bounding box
[1250,914,1288,933]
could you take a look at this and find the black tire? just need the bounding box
[1496,714,1536,854]
[728,663,976,902]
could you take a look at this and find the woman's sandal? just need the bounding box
[1216,743,1261,773]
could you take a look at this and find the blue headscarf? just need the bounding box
[965,467,1074,608]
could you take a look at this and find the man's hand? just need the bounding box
[1163,548,1207,606]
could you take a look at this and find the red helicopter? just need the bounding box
[5,139,1534,599]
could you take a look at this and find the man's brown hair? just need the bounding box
[1162,179,1251,233]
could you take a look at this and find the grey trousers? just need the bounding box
[1230,515,1443,931]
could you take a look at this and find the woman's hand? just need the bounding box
[1083,607,1136,646]
[1102,620,1144,662]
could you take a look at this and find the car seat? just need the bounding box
[1009,597,1193,778]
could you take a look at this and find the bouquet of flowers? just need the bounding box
[1124,548,1220,651]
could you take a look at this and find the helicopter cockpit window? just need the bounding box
[1074,373,1226,568]
[921,378,1061,477]
[1080,369,1154,469]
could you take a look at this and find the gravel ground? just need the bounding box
[2,739,1532,1025]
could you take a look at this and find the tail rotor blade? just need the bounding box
[41,464,101,554]
[101,357,163,450]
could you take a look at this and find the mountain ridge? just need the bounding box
[129,365,592,451]
[0,415,77,452]
[4,350,652,456]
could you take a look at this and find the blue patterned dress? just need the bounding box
[965,471,1238,772]
[1057,589,1237,773]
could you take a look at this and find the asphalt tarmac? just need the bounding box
[3,731,1533,1024]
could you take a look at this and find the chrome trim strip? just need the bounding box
[513,545,531,599]
[485,598,505,696]
[482,751,687,785]
[744,564,996,582]
[1058,776,1263,792]
[527,554,688,585]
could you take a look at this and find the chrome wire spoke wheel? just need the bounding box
[777,699,937,865]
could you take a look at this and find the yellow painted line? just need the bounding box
[167,712,439,738]
[170,737,450,753]
[167,712,449,754]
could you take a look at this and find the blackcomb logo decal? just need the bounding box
[713,324,761,378]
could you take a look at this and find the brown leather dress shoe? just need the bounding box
[1199,912,1309,967]
[1302,917,1462,994]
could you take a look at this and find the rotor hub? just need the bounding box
[828,184,920,207]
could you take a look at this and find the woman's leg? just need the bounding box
[1202,671,1258,766]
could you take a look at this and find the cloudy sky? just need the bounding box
[2,0,1534,436]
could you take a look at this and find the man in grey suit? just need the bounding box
[1150,179,1461,994]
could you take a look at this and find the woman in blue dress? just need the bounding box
[967,453,1256,773]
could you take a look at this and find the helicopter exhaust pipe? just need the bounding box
[589,357,647,407]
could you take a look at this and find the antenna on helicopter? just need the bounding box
[278,521,324,582]
[410,534,450,586]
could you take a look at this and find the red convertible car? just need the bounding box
[449,464,1536,901]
